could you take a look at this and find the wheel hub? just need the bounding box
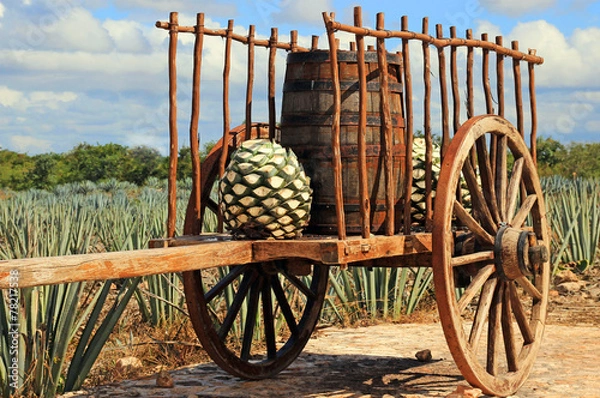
[494,226,548,280]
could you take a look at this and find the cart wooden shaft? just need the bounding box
[0,234,433,289]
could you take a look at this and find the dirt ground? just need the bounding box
[60,267,600,398]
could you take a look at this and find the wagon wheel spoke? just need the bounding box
[453,201,494,246]
[508,282,534,345]
[474,136,501,224]
[261,279,277,360]
[240,276,263,361]
[206,198,220,215]
[271,274,299,337]
[451,250,494,268]
[501,281,519,372]
[205,265,248,302]
[506,157,524,221]
[218,270,256,340]
[495,135,508,221]
[281,268,316,300]
[468,277,498,349]
[457,263,496,312]
[462,161,497,234]
[515,276,543,301]
[490,134,498,180]
[433,116,549,397]
[510,194,537,228]
[486,281,503,376]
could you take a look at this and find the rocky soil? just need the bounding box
[61,267,600,398]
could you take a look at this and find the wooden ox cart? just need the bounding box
[0,7,549,397]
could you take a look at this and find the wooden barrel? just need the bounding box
[280,50,406,235]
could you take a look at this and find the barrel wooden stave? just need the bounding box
[281,50,406,235]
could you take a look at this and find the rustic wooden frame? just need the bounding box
[0,9,543,292]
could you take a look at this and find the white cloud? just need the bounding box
[474,20,503,40]
[30,91,78,109]
[10,135,52,153]
[272,0,333,26]
[479,0,556,16]
[473,19,599,137]
[0,2,5,19]
[536,89,598,138]
[102,19,151,53]
[1,6,115,53]
[44,7,114,53]
[95,0,236,17]
[0,86,25,107]
[1,49,164,79]
[510,21,600,88]
[475,20,600,89]
[0,86,77,110]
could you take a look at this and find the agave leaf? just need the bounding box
[64,277,141,392]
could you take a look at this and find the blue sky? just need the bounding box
[0,0,599,155]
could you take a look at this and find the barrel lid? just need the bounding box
[287,49,402,65]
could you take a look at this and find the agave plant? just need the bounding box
[323,266,433,324]
[542,176,600,274]
[0,182,192,396]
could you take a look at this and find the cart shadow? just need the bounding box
[173,352,469,398]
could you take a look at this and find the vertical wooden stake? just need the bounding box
[481,33,494,115]
[466,29,477,171]
[512,41,524,138]
[401,15,413,235]
[323,12,346,240]
[218,19,234,233]
[449,26,462,206]
[496,36,505,117]
[167,12,179,238]
[354,6,370,238]
[290,30,298,52]
[422,17,434,230]
[466,29,474,119]
[437,24,450,159]
[311,35,319,50]
[528,49,538,164]
[450,26,461,135]
[188,13,204,235]
[376,12,395,236]
[268,28,278,141]
[246,25,256,140]
[481,33,496,182]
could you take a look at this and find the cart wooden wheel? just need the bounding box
[182,123,329,379]
[432,115,550,397]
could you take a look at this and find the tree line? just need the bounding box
[536,137,600,179]
[0,142,215,191]
[0,137,598,191]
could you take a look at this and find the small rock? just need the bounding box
[114,356,143,374]
[586,286,600,300]
[415,349,432,362]
[549,289,559,297]
[445,384,482,397]
[556,281,586,295]
[554,269,579,284]
[156,370,174,388]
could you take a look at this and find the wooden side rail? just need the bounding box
[0,241,253,289]
[0,234,432,289]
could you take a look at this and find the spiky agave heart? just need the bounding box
[219,139,312,239]
[411,138,441,225]
[411,138,471,226]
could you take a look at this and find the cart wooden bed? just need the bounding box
[0,7,550,397]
